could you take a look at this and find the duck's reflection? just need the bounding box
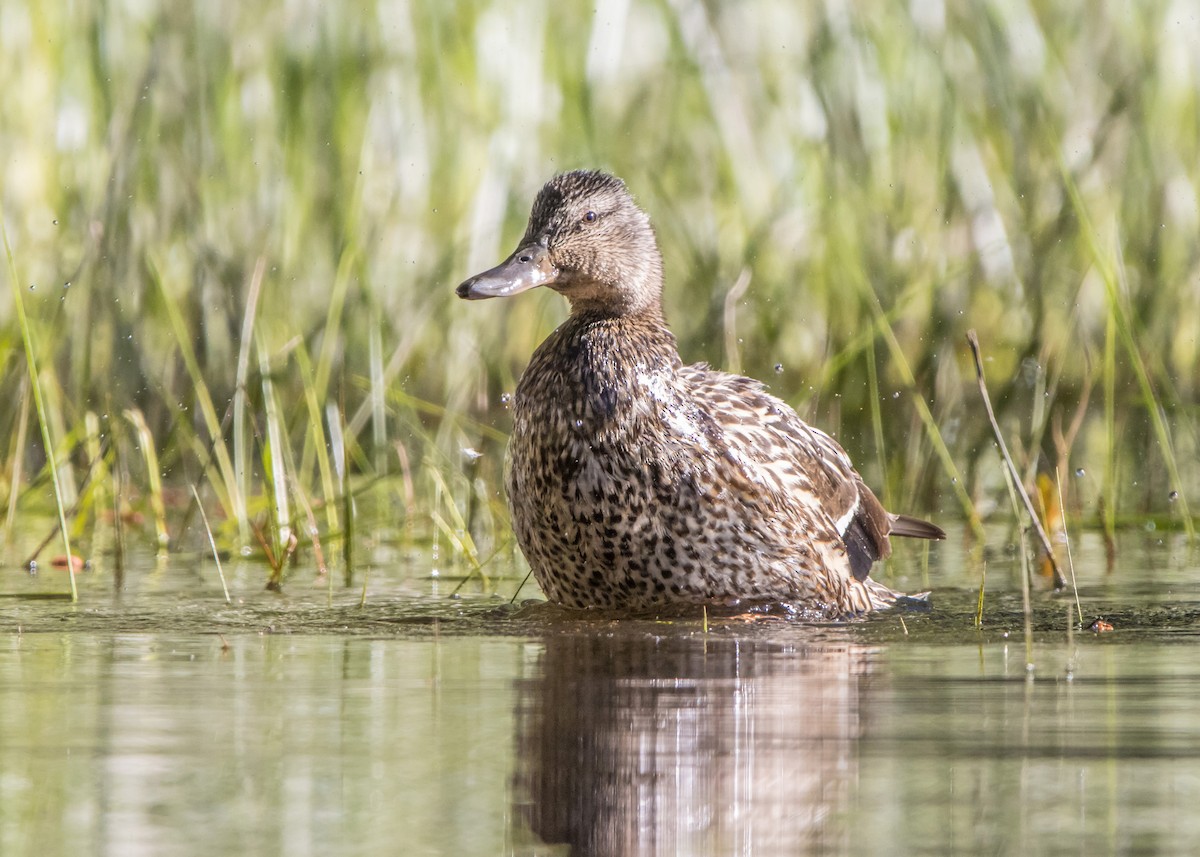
[512,629,875,856]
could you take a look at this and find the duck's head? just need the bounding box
[456,170,665,316]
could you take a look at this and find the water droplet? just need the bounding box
[774,363,784,374]
[500,393,512,405]
[1074,468,1085,477]
[951,477,958,484]
[574,419,584,429]
[892,391,900,399]
[52,219,58,225]
[29,284,35,290]
[1168,490,1179,502]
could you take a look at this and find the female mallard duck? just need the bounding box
[457,170,944,616]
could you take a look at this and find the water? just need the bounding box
[3,530,1200,856]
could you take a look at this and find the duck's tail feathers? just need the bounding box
[889,514,946,541]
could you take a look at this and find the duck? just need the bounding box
[456,170,945,616]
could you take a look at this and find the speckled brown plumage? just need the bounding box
[457,170,944,616]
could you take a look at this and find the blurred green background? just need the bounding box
[2,0,1198,582]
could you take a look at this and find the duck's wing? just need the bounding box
[678,363,939,581]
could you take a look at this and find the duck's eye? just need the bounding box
[583,210,597,223]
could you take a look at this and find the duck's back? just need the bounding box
[505,315,898,614]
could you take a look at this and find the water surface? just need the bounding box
[3,530,1199,856]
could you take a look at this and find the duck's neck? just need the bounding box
[559,305,677,361]
[517,306,681,420]
[561,287,664,320]
[566,298,667,328]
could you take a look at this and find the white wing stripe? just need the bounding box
[834,492,859,536]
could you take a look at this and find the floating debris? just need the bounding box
[51,555,87,573]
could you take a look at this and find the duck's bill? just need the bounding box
[455,245,559,300]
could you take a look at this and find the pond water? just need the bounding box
[2,528,1199,856]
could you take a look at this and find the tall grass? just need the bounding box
[1,1,1198,589]
[4,220,77,600]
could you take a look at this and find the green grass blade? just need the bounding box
[233,257,267,543]
[258,333,292,568]
[125,408,169,553]
[3,215,77,600]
